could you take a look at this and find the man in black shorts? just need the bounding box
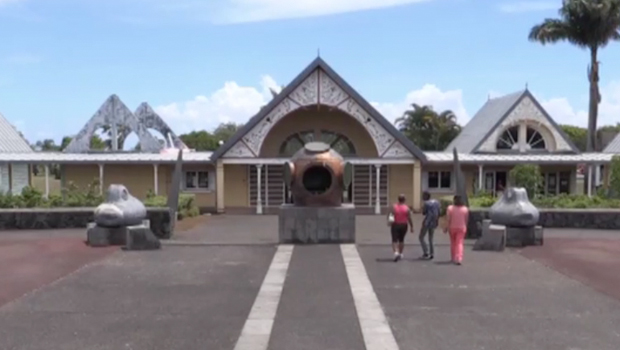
[388,194,414,262]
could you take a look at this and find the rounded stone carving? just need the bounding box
[489,187,539,227]
[284,141,349,207]
[94,184,147,227]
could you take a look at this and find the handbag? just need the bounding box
[387,213,395,225]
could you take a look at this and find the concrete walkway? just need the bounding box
[2,215,620,349]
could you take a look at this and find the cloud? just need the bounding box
[5,53,41,65]
[498,1,557,13]
[158,0,433,24]
[372,85,469,124]
[155,75,281,133]
[535,81,620,128]
[155,78,468,134]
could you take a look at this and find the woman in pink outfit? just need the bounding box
[444,195,469,265]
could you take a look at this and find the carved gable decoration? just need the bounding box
[223,67,408,158]
[134,103,187,149]
[477,96,573,152]
[64,95,162,153]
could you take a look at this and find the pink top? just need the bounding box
[447,205,469,230]
[393,204,410,224]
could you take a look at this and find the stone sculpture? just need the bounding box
[487,187,543,247]
[452,148,469,207]
[489,187,539,227]
[279,141,355,244]
[166,149,184,233]
[87,184,161,250]
[94,184,147,227]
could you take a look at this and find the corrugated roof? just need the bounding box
[0,113,33,153]
[425,151,610,164]
[0,151,213,164]
[445,90,525,153]
[0,150,608,165]
[603,132,620,153]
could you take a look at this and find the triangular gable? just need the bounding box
[64,95,162,153]
[211,57,427,161]
[469,90,579,154]
[134,103,188,149]
[0,112,33,153]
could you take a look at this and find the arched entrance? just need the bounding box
[248,113,388,211]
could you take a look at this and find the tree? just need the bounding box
[395,104,461,151]
[509,164,543,199]
[213,122,242,143]
[179,130,219,151]
[529,0,620,153]
[560,124,588,151]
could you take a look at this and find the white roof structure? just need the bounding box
[0,150,611,165]
[0,151,214,164]
[0,113,33,153]
[424,152,612,164]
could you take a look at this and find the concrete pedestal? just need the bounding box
[506,226,544,247]
[473,220,506,252]
[278,204,356,244]
[125,225,161,251]
[87,220,157,249]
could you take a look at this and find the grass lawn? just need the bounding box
[31,175,62,195]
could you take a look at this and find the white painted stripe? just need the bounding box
[233,245,294,350]
[341,244,400,350]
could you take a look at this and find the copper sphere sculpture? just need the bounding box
[284,142,352,207]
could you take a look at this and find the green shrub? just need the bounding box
[0,182,200,219]
[438,196,452,216]
[509,164,543,199]
[609,155,620,198]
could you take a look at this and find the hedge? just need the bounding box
[438,193,620,214]
[0,180,200,219]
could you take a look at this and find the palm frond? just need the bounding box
[529,19,572,44]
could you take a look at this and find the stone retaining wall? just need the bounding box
[0,208,173,239]
[468,209,620,238]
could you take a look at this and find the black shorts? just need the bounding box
[391,223,408,243]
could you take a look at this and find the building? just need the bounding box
[0,57,613,212]
[0,112,33,193]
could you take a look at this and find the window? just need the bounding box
[427,171,451,189]
[496,124,547,151]
[279,130,356,157]
[184,171,210,190]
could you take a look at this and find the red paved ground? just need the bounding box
[0,237,116,307]
[521,237,620,301]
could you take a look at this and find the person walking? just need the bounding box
[387,194,414,262]
[444,195,469,265]
[419,191,440,260]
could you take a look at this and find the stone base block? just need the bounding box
[473,220,506,252]
[87,220,152,248]
[278,204,356,244]
[124,224,161,251]
[505,226,544,247]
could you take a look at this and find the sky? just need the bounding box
[1,0,620,149]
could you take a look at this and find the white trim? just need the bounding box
[233,245,294,350]
[222,157,416,165]
[427,170,452,190]
[340,244,399,350]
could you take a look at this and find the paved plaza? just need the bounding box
[1,216,620,350]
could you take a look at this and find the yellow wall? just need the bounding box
[259,109,379,157]
[224,164,249,207]
[388,164,413,205]
[63,163,217,209]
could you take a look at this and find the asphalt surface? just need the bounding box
[2,216,620,349]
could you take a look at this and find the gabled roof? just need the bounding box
[446,89,579,154]
[0,113,33,153]
[210,57,427,162]
[603,132,620,153]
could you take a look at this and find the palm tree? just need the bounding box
[395,104,461,151]
[528,0,620,153]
